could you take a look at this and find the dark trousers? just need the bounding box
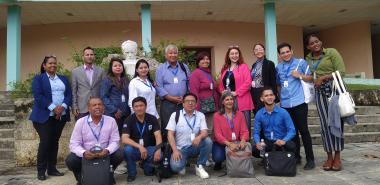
[212,142,226,164]
[251,87,264,114]
[284,103,315,162]
[252,140,296,158]
[33,116,66,174]
[160,100,183,141]
[115,116,127,137]
[65,148,124,182]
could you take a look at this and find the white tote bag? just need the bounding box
[331,71,356,117]
[295,60,315,104]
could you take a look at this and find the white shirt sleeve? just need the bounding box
[199,112,208,130]
[166,112,177,131]
[128,79,138,113]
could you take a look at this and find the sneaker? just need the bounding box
[303,161,316,170]
[195,165,209,179]
[206,159,214,167]
[178,168,186,175]
[127,176,136,182]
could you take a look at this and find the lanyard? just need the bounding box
[225,113,235,130]
[136,120,146,139]
[184,111,196,131]
[140,79,153,90]
[251,60,262,79]
[87,115,104,143]
[282,59,294,80]
[170,66,179,76]
[200,69,213,83]
[311,54,324,71]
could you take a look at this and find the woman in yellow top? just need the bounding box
[305,34,346,171]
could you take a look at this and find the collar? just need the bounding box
[84,64,94,70]
[311,48,326,59]
[166,61,179,69]
[263,105,279,115]
[183,109,196,117]
[46,73,57,80]
[283,57,295,64]
[88,115,103,126]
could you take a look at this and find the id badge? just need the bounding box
[190,133,195,141]
[270,131,274,140]
[284,81,289,88]
[313,72,317,80]
[173,77,179,84]
[121,94,126,102]
[210,83,213,90]
[231,132,236,141]
[251,81,256,88]
[139,139,144,145]
[226,78,230,87]
[95,143,101,147]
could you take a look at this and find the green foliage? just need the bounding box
[347,84,380,91]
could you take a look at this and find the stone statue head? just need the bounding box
[121,40,138,60]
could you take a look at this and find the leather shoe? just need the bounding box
[37,174,46,181]
[127,176,136,182]
[303,161,316,170]
[48,170,64,176]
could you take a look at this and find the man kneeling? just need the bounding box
[166,93,212,179]
[66,98,123,185]
[122,97,162,182]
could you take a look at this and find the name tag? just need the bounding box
[121,95,126,102]
[190,133,195,141]
[284,81,289,88]
[210,83,213,90]
[173,77,179,84]
[270,131,274,140]
[232,132,236,141]
[139,139,144,145]
[251,81,256,88]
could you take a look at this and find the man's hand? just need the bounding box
[239,140,247,150]
[73,109,79,118]
[275,140,286,146]
[228,143,239,152]
[192,136,201,147]
[96,149,109,158]
[231,91,237,96]
[171,149,182,162]
[165,95,183,104]
[256,143,263,151]
[55,113,62,120]
[291,70,301,79]
[153,149,161,162]
[315,76,324,88]
[84,151,96,160]
[115,110,122,120]
[138,145,148,160]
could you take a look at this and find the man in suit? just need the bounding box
[71,46,105,120]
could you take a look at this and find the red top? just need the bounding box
[213,111,249,144]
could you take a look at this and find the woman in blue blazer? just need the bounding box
[100,58,131,136]
[29,56,72,180]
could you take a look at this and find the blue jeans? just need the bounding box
[212,142,226,164]
[170,137,212,172]
[124,145,158,177]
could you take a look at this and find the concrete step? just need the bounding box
[308,123,380,135]
[0,117,15,129]
[308,115,380,125]
[0,104,15,111]
[0,110,15,117]
[0,149,14,160]
[311,132,380,145]
[308,106,380,117]
[0,129,14,138]
[0,138,15,149]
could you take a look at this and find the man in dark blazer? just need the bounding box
[71,46,105,120]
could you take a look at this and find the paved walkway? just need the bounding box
[1,143,380,185]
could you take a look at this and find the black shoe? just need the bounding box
[48,170,64,176]
[127,176,136,182]
[296,157,302,165]
[37,174,46,181]
[303,161,315,170]
[213,162,222,171]
[144,169,154,176]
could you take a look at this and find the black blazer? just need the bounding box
[251,58,278,96]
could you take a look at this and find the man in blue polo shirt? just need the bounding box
[253,87,296,156]
[156,44,191,140]
[275,42,315,170]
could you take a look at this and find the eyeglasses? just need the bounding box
[254,48,264,52]
[184,100,196,104]
[228,45,239,49]
[279,50,291,55]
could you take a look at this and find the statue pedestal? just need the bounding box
[123,60,137,77]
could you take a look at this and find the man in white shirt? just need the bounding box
[166,93,212,179]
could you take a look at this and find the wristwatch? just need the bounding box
[299,75,303,80]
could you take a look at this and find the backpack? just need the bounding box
[178,62,189,93]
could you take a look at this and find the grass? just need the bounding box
[347,84,380,91]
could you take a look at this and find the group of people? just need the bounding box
[29,34,346,184]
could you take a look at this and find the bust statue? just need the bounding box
[121,40,138,77]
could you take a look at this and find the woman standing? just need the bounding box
[219,46,253,137]
[212,91,249,170]
[189,52,220,132]
[128,59,159,118]
[29,56,72,180]
[305,34,346,171]
[100,58,131,135]
[250,43,277,114]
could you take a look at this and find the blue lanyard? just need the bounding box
[311,54,324,71]
[184,111,196,131]
[87,115,104,143]
[200,69,213,83]
[140,79,153,90]
[136,120,146,139]
[282,60,294,80]
[170,66,179,76]
[251,60,262,79]
[225,113,235,130]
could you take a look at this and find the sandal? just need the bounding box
[322,159,333,171]
[331,159,342,171]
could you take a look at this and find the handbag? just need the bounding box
[264,147,296,177]
[331,71,356,117]
[295,60,315,103]
[200,96,216,113]
[225,142,254,178]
